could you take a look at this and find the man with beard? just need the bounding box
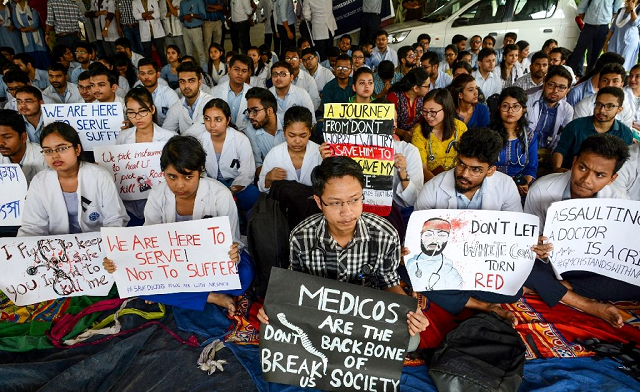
[514,52,549,92]
[421,51,451,90]
[396,46,416,76]
[243,87,284,175]
[42,63,82,104]
[526,66,574,176]
[415,127,522,212]
[468,35,482,69]
[405,218,462,291]
[552,87,634,171]
[413,127,522,323]
[163,61,213,135]
[70,42,94,83]
[136,58,179,126]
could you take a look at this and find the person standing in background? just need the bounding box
[230,0,254,54]
[275,0,295,57]
[180,0,207,66]
[116,0,144,55]
[302,0,337,61]
[133,0,167,65]
[360,0,382,45]
[202,0,224,50]
[45,0,84,48]
[160,0,186,57]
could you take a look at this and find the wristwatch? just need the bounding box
[399,174,410,181]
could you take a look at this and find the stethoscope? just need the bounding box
[506,127,529,167]
[414,253,444,290]
[427,128,458,165]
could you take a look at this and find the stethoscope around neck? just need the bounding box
[427,128,458,163]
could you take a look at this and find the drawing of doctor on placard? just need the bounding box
[405,218,463,291]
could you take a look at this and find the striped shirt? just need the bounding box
[46,0,84,34]
[290,212,401,290]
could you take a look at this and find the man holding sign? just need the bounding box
[258,157,429,339]
[525,134,639,328]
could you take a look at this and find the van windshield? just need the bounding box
[422,0,476,22]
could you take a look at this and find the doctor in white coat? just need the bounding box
[415,127,523,212]
[132,0,167,64]
[301,0,337,61]
[163,61,213,135]
[0,109,47,184]
[18,122,128,236]
[198,98,259,211]
[209,55,252,132]
[613,143,640,200]
[259,106,322,192]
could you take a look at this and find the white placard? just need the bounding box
[0,164,28,226]
[0,232,112,305]
[102,217,241,297]
[405,209,539,295]
[545,198,640,287]
[42,103,124,151]
[94,142,165,200]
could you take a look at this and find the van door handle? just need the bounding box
[489,32,498,36]
[543,29,553,33]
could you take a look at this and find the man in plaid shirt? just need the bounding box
[45,0,85,48]
[258,157,429,340]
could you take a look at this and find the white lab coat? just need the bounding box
[525,171,629,231]
[392,140,424,208]
[163,91,213,135]
[210,81,251,132]
[91,0,119,42]
[0,142,47,184]
[302,0,337,41]
[198,127,255,188]
[18,162,129,236]
[132,0,166,41]
[42,83,83,104]
[258,140,322,192]
[159,0,183,37]
[612,144,640,200]
[116,123,176,144]
[144,178,241,244]
[293,70,321,111]
[415,169,523,212]
[573,93,635,128]
[526,89,574,150]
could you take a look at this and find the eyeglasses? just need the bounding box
[75,51,88,55]
[594,102,620,111]
[499,104,523,112]
[319,194,364,209]
[78,85,92,91]
[127,108,151,119]
[16,99,37,105]
[243,107,266,117]
[420,84,431,89]
[41,145,74,156]
[353,55,365,60]
[455,158,486,176]
[545,82,568,92]
[301,56,315,62]
[471,40,482,44]
[271,71,290,78]
[6,86,20,94]
[406,53,416,59]
[284,56,299,62]
[335,66,351,72]
[421,109,443,117]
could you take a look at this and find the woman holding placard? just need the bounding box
[103,136,253,312]
[198,99,259,212]
[258,106,322,192]
[411,89,467,183]
[491,87,538,197]
[18,122,129,236]
[117,87,176,225]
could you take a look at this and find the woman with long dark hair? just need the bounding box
[448,74,490,128]
[491,87,538,196]
[387,67,430,142]
[494,44,522,88]
[411,88,467,182]
[516,40,531,74]
[248,46,268,88]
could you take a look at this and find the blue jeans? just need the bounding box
[123,25,144,55]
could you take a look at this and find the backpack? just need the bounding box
[428,313,526,392]
[246,193,290,298]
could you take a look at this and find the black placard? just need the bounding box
[260,268,416,391]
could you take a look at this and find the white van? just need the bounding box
[386,0,581,53]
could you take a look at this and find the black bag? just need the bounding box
[247,193,290,298]
[428,313,526,392]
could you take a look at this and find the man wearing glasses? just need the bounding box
[70,43,94,84]
[284,47,320,111]
[396,46,416,76]
[3,68,52,114]
[421,51,452,90]
[552,87,634,172]
[243,87,284,175]
[414,127,523,324]
[300,48,334,97]
[468,35,482,69]
[258,157,430,343]
[526,66,574,176]
[268,61,316,124]
[321,55,354,106]
[136,58,179,127]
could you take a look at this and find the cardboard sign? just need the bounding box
[0,164,27,226]
[334,0,394,36]
[260,268,415,391]
[102,217,240,297]
[405,210,539,295]
[0,233,112,306]
[545,198,640,287]
[323,103,395,215]
[42,103,124,151]
[94,142,165,200]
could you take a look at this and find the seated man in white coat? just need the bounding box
[414,127,523,324]
[136,58,180,127]
[525,134,640,328]
[42,63,83,104]
[284,47,321,111]
[268,61,316,124]
[0,109,47,184]
[572,64,634,128]
[210,55,252,133]
[163,62,213,136]
[244,87,285,176]
[613,143,640,200]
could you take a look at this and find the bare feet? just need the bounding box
[466,297,518,326]
[207,293,237,315]
[560,291,624,328]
